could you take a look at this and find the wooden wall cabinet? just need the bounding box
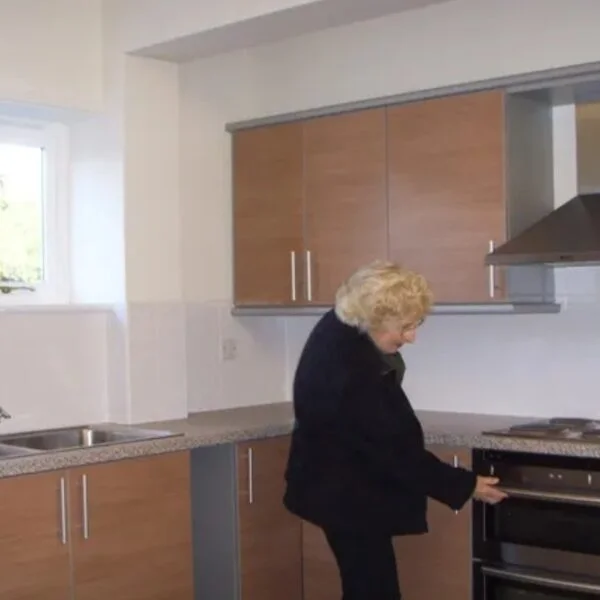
[0,452,194,600]
[191,435,302,600]
[233,109,388,308]
[233,123,304,306]
[232,90,555,309]
[387,90,554,304]
[302,445,473,600]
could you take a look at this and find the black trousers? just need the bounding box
[324,529,402,600]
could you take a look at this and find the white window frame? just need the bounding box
[0,120,70,305]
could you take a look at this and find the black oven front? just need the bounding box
[472,449,600,600]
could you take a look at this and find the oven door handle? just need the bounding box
[482,565,600,595]
[501,486,600,507]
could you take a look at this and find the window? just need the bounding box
[0,121,69,304]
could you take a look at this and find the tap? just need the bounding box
[0,406,11,422]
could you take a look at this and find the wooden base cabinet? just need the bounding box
[191,435,302,600]
[302,446,472,600]
[393,446,472,600]
[70,452,194,600]
[0,452,194,600]
[0,470,71,600]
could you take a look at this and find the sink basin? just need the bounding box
[0,443,41,457]
[0,426,180,452]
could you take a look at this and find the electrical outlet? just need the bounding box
[221,338,238,361]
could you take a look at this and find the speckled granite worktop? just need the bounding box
[1,403,600,478]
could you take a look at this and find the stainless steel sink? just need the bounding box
[0,425,181,453]
[0,443,41,457]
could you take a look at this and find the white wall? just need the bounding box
[0,0,103,112]
[181,0,600,416]
[0,1,108,433]
[0,309,108,433]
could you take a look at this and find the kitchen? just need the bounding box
[1,0,600,599]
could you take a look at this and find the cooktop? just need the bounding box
[484,417,600,441]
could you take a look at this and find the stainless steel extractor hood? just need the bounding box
[487,104,600,266]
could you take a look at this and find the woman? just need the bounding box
[283,261,506,600]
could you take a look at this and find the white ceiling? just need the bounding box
[132,0,454,62]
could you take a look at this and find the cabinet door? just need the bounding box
[302,520,341,600]
[387,91,506,302]
[304,109,388,304]
[0,470,71,600]
[237,436,302,600]
[233,122,304,305]
[393,446,472,600]
[70,452,193,600]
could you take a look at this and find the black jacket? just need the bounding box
[283,310,476,535]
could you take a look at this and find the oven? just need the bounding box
[472,448,600,599]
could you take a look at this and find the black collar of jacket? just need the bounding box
[324,310,395,379]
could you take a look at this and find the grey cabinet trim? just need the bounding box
[231,302,561,317]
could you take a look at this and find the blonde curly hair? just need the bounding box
[334,260,433,332]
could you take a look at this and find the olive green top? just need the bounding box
[381,351,406,387]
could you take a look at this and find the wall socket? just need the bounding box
[221,338,238,361]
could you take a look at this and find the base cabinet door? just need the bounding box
[190,435,303,600]
[393,446,472,600]
[0,470,71,600]
[302,445,472,600]
[70,452,194,600]
[237,436,302,600]
[302,520,341,600]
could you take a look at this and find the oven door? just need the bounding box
[473,486,600,576]
[474,563,600,599]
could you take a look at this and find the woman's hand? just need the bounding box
[473,476,508,504]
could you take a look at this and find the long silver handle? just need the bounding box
[501,486,600,508]
[248,448,254,504]
[82,474,90,539]
[290,251,297,302]
[59,477,67,545]
[452,455,459,514]
[482,565,600,594]
[488,240,495,298]
[306,250,313,302]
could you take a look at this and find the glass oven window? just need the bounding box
[487,498,600,556]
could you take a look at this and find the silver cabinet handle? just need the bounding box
[452,455,459,514]
[290,251,297,302]
[488,240,496,298]
[82,474,90,539]
[247,448,254,504]
[482,565,600,594]
[306,250,313,301]
[500,486,600,508]
[59,476,67,545]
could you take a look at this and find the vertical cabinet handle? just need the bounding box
[488,240,496,298]
[248,447,254,504]
[290,251,297,302]
[59,476,68,545]
[452,455,460,515]
[306,250,313,302]
[82,474,90,540]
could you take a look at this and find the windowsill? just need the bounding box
[0,303,114,314]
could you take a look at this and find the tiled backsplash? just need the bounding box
[3,267,599,434]
[283,269,600,418]
[0,309,108,433]
[185,302,286,412]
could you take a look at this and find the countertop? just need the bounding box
[1,403,600,478]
